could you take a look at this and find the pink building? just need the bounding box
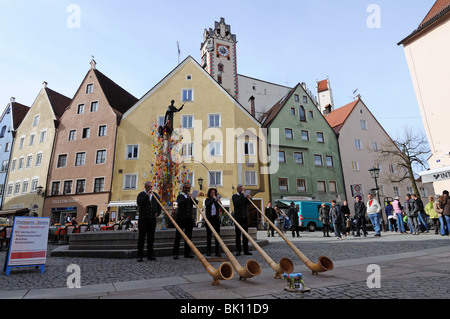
[43,61,138,224]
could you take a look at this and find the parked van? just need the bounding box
[292,201,330,232]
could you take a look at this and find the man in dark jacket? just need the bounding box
[287,202,300,237]
[136,182,161,262]
[265,202,276,237]
[412,194,429,233]
[354,195,367,237]
[232,185,252,256]
[405,194,420,235]
[173,182,198,259]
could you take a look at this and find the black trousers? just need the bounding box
[355,216,367,235]
[234,216,249,253]
[291,224,300,237]
[206,215,221,254]
[137,218,156,258]
[173,218,194,256]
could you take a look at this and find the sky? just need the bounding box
[0,0,435,141]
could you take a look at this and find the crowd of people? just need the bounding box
[134,180,450,262]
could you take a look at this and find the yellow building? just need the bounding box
[110,56,270,227]
[4,82,71,216]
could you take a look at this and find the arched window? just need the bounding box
[218,63,224,72]
[0,126,6,138]
[299,106,306,122]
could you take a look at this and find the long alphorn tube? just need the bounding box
[216,201,294,279]
[249,200,334,275]
[191,198,261,280]
[154,195,234,285]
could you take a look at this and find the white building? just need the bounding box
[398,0,450,193]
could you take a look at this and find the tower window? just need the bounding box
[218,63,224,72]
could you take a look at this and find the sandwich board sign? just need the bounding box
[3,216,50,276]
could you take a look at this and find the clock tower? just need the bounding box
[201,18,239,99]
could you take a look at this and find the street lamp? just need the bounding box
[368,166,386,231]
[197,177,204,191]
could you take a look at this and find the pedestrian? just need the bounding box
[82,213,89,224]
[205,188,222,257]
[440,190,450,236]
[434,195,447,236]
[340,200,351,235]
[319,203,331,237]
[232,185,252,256]
[425,195,440,235]
[367,193,382,237]
[392,196,406,233]
[405,193,420,235]
[330,200,344,239]
[136,181,161,262]
[275,205,286,235]
[287,202,300,237]
[354,196,367,237]
[173,182,197,259]
[385,201,397,232]
[412,194,429,233]
[265,202,276,237]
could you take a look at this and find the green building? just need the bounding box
[261,83,346,205]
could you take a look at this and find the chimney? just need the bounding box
[90,59,97,70]
[42,81,48,89]
[10,97,15,104]
[324,104,332,116]
[249,96,255,117]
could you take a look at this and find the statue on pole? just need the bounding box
[159,100,184,137]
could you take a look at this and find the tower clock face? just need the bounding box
[217,45,230,57]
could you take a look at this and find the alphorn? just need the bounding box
[216,201,294,279]
[249,200,334,275]
[191,198,261,280]
[153,195,234,285]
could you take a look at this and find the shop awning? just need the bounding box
[108,201,137,208]
[0,208,30,216]
[419,166,450,183]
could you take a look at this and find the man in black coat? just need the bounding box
[287,202,300,237]
[353,195,367,237]
[136,182,161,262]
[173,182,198,259]
[265,202,276,237]
[232,185,252,256]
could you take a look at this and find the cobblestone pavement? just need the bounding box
[1,230,449,299]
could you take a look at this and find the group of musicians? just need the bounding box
[135,181,253,262]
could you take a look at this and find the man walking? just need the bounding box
[367,193,382,237]
[354,196,367,237]
[136,181,161,262]
[405,193,420,235]
[287,202,300,237]
[412,194,429,233]
[265,202,276,237]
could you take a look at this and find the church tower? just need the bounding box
[201,18,239,99]
[317,77,334,115]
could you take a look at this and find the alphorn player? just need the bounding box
[205,188,222,257]
[173,182,198,259]
[232,185,253,256]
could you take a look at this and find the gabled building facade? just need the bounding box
[0,98,29,211]
[3,82,70,216]
[42,61,138,224]
[325,96,434,216]
[110,56,270,227]
[261,83,345,205]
